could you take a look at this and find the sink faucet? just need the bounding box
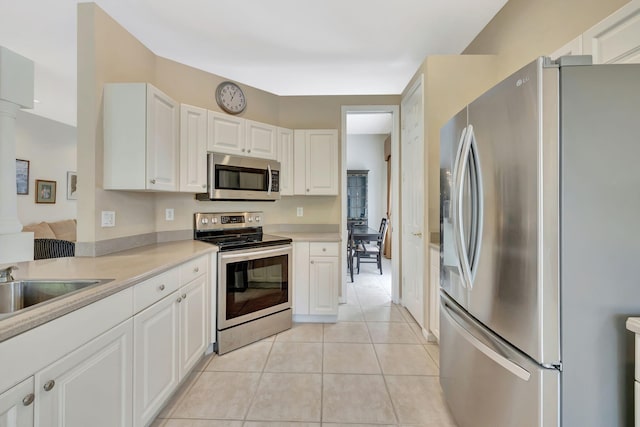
[0,265,17,283]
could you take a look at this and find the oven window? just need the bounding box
[225,254,288,320]
[216,165,267,191]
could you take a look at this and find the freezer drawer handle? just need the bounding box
[442,301,531,381]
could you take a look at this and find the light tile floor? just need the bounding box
[152,258,456,427]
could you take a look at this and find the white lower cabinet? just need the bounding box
[293,241,339,321]
[133,293,179,427]
[428,245,440,341]
[134,257,209,427]
[0,377,34,427]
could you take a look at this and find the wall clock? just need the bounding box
[215,81,246,114]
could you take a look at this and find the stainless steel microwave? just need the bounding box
[196,153,281,201]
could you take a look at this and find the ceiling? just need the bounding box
[0,0,508,127]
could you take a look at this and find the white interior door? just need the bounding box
[401,77,425,327]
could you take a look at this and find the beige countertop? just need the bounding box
[626,317,640,334]
[273,231,341,242]
[0,240,216,343]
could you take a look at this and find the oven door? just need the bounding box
[217,244,292,330]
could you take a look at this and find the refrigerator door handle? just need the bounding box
[455,124,484,289]
[441,297,531,382]
[451,126,468,288]
[455,125,474,288]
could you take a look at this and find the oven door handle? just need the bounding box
[219,245,291,261]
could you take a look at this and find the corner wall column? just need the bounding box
[0,46,35,263]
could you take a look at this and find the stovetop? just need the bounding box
[194,212,291,252]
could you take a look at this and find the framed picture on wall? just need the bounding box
[16,159,29,195]
[36,179,56,204]
[67,171,77,200]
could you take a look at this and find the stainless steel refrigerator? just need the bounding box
[439,56,640,427]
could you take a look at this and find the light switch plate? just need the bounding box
[296,207,303,217]
[101,211,115,227]
[165,208,174,221]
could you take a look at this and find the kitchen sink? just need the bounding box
[0,279,113,317]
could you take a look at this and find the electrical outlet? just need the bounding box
[296,207,303,217]
[101,211,115,227]
[165,208,174,221]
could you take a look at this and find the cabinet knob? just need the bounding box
[177,297,182,303]
[322,248,326,252]
[43,380,55,392]
[202,184,207,189]
[182,293,187,299]
[150,179,156,184]
[310,260,315,264]
[193,267,199,273]
[242,148,246,152]
[247,149,251,153]
[22,393,35,406]
[159,284,165,291]
[306,189,310,192]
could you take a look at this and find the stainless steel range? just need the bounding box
[194,212,292,354]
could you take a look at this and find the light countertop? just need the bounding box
[626,317,640,334]
[272,231,341,242]
[0,240,216,343]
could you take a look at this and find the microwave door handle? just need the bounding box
[267,164,272,195]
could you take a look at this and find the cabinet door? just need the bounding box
[305,130,339,195]
[309,256,339,315]
[36,320,133,427]
[293,242,310,315]
[293,130,307,195]
[207,111,245,155]
[179,276,207,379]
[147,84,179,191]
[179,104,208,193]
[0,377,34,427]
[134,294,179,427]
[429,246,440,341]
[583,0,640,64]
[246,120,277,159]
[278,127,294,196]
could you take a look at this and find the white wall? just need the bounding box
[346,134,388,228]
[15,110,77,226]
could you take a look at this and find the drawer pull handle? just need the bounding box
[322,248,326,252]
[177,297,182,303]
[22,393,35,406]
[43,380,55,392]
[182,293,187,299]
[159,284,165,291]
[150,179,156,184]
[194,267,199,273]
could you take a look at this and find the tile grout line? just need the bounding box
[241,338,274,423]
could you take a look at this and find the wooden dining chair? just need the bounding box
[346,227,355,282]
[356,218,388,275]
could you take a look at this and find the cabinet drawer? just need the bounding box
[133,269,179,313]
[179,255,208,285]
[309,242,340,257]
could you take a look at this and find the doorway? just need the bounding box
[340,105,400,304]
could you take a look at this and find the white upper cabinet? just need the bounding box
[207,112,278,160]
[277,127,294,196]
[104,83,179,191]
[583,0,640,64]
[179,104,208,193]
[293,129,339,196]
[245,120,277,160]
[207,111,245,155]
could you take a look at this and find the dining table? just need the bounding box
[351,225,380,243]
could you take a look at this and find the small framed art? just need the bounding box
[67,171,77,200]
[16,159,29,195]
[36,180,57,204]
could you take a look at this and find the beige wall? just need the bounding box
[77,3,399,245]
[463,0,630,79]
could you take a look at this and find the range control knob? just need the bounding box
[201,218,209,224]
[212,217,218,224]
[248,217,253,222]
[254,216,261,222]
